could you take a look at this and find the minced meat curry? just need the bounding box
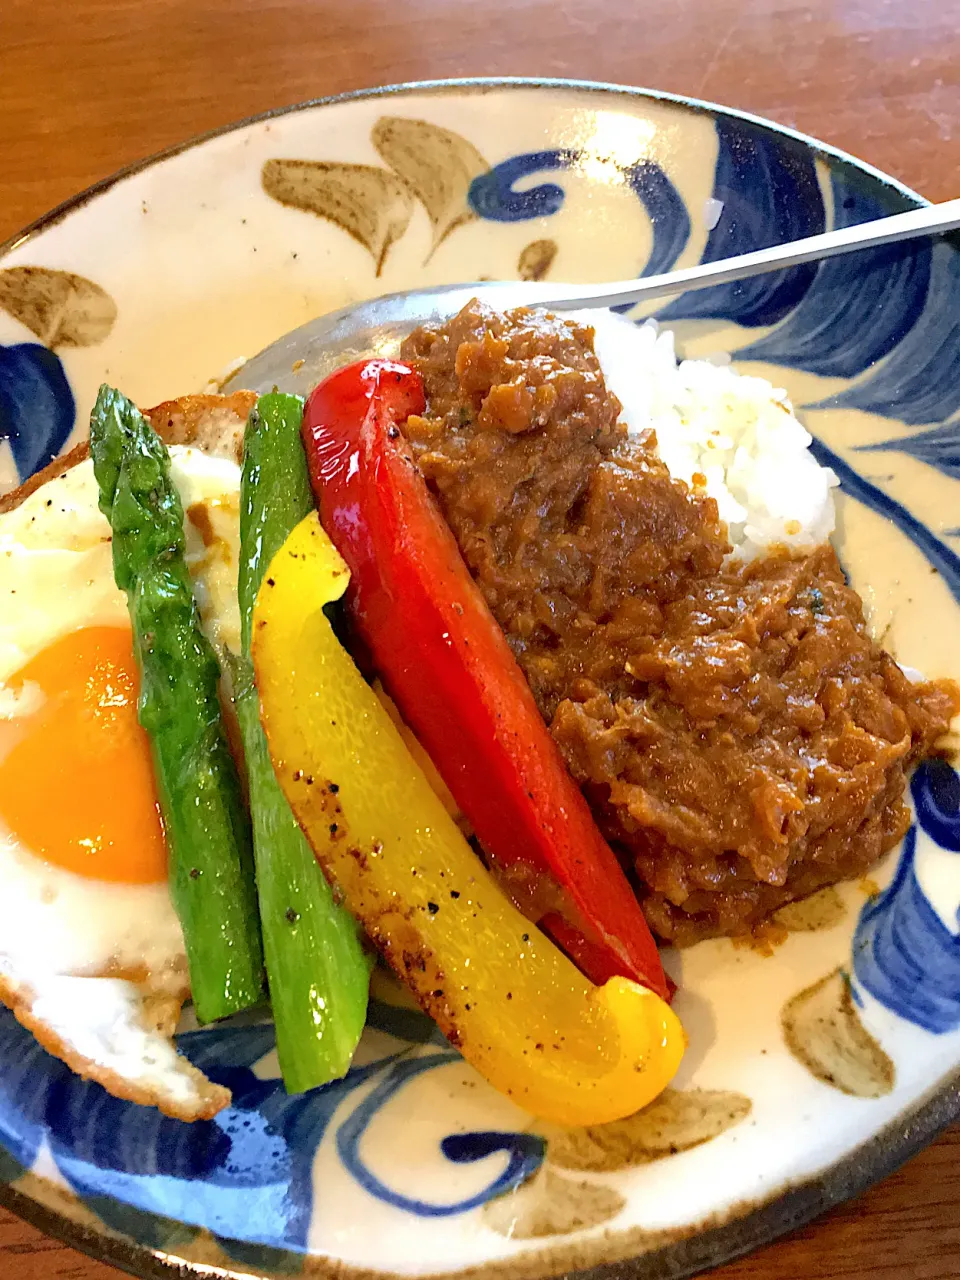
[400,301,960,946]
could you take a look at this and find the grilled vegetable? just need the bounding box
[301,359,668,999]
[252,511,683,1124]
[236,392,370,1092]
[90,385,263,1023]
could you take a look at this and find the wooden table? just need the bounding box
[1,0,959,1275]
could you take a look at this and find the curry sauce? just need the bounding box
[401,302,960,945]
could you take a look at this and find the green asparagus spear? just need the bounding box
[90,385,264,1023]
[236,393,370,1092]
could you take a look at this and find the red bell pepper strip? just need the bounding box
[302,359,669,1001]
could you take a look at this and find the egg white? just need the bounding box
[0,446,242,680]
[0,446,244,1120]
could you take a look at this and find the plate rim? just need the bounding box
[1,1064,957,1280]
[0,72,954,1280]
[0,73,929,262]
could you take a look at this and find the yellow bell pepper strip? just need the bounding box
[252,512,684,1125]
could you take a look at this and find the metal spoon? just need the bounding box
[228,196,960,397]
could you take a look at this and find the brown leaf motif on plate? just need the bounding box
[537,1087,752,1173]
[262,117,490,273]
[261,158,414,275]
[0,267,117,348]
[773,886,848,933]
[782,967,895,1098]
[371,116,488,255]
[517,238,558,281]
[482,1167,626,1240]
[484,1087,751,1239]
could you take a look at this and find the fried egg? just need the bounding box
[0,444,243,1120]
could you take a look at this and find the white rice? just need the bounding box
[575,310,840,561]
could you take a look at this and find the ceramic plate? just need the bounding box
[0,78,958,1280]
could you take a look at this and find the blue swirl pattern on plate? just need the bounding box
[826,240,960,425]
[657,117,825,328]
[337,1052,544,1216]
[0,343,75,481]
[859,419,960,481]
[468,149,690,277]
[0,999,544,1250]
[806,435,960,606]
[853,761,960,1034]
[739,169,930,376]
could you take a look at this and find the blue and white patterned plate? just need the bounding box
[0,79,958,1280]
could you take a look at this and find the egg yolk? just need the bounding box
[0,626,167,884]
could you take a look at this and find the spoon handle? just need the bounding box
[531,196,960,311]
[230,197,960,397]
